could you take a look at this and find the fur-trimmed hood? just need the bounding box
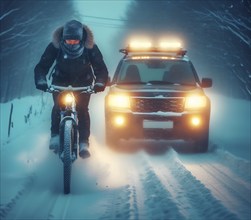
[52,24,94,49]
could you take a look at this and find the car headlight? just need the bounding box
[107,94,131,109]
[185,95,207,110]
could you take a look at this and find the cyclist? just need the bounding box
[34,20,108,158]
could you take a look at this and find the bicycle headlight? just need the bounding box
[58,92,75,108]
[64,93,75,105]
[185,95,207,110]
[107,94,130,109]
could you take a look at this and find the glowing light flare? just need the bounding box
[191,117,201,126]
[161,56,176,60]
[64,93,75,105]
[108,95,131,109]
[114,116,126,126]
[129,41,152,50]
[132,56,150,60]
[159,41,182,50]
[185,96,207,109]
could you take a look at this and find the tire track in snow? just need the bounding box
[1,149,68,220]
[139,164,185,220]
[0,174,35,219]
[201,163,250,203]
[1,172,62,220]
[99,153,151,220]
[47,194,72,220]
[100,184,139,220]
[143,153,201,220]
[215,149,251,183]
[2,171,74,220]
[144,149,239,220]
[179,151,250,220]
[99,148,241,220]
[100,151,185,219]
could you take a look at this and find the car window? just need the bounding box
[117,59,197,85]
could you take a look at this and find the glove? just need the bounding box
[93,82,105,93]
[36,78,48,92]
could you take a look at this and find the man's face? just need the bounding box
[65,39,80,45]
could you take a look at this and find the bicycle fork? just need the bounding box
[59,114,79,162]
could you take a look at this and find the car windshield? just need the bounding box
[117,59,197,86]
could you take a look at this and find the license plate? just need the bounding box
[143,120,173,129]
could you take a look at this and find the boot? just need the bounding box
[49,134,59,151]
[79,141,90,159]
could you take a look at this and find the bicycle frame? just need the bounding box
[48,85,94,193]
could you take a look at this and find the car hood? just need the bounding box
[108,84,205,97]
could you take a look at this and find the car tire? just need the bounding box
[194,130,209,153]
[105,127,120,149]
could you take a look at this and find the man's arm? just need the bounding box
[34,43,58,89]
[88,44,109,89]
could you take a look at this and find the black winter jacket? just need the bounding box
[34,24,108,87]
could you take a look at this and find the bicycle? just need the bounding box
[47,85,94,194]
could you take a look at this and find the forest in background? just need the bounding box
[121,0,251,99]
[0,0,75,102]
[1,0,250,102]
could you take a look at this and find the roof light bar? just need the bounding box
[120,38,187,56]
[159,41,182,50]
[129,41,152,50]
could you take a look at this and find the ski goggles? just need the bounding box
[65,39,80,45]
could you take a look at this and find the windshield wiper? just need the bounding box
[147,80,177,85]
[116,81,195,86]
[177,82,196,86]
[147,81,195,86]
[117,81,146,85]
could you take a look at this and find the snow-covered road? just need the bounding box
[0,93,250,220]
[1,132,250,219]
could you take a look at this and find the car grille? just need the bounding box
[131,98,184,113]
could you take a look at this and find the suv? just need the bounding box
[105,41,212,152]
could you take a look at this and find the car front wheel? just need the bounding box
[105,126,120,148]
[194,130,209,153]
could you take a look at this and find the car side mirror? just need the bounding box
[201,78,212,88]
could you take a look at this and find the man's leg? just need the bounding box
[77,93,91,158]
[50,93,60,150]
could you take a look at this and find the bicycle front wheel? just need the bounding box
[63,120,73,194]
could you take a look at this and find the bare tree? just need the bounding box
[0,0,76,102]
[122,0,251,98]
[192,0,251,96]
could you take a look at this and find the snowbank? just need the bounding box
[0,93,52,146]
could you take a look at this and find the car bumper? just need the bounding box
[105,110,210,140]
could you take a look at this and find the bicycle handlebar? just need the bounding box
[47,85,94,94]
